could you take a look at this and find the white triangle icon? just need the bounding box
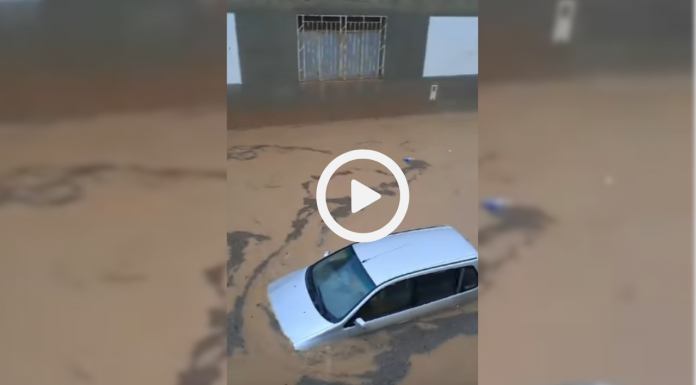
[351,180,381,213]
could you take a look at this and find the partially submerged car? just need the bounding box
[267,225,478,351]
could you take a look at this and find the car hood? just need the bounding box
[267,268,333,349]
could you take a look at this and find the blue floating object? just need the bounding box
[482,197,511,215]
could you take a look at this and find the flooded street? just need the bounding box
[227,113,479,385]
[0,110,227,385]
[2,72,688,385]
[478,74,692,385]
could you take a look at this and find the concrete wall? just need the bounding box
[1,0,685,123]
[228,0,477,15]
[227,3,478,129]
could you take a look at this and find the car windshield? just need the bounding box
[308,246,376,322]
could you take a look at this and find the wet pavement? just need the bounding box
[227,113,479,385]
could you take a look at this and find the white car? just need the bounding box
[267,225,478,351]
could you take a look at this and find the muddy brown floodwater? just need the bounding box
[478,74,692,385]
[227,113,479,385]
[0,110,227,385]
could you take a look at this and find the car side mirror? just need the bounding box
[323,251,330,258]
[354,317,366,328]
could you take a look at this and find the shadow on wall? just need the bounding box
[0,0,226,123]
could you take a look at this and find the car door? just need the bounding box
[345,278,416,334]
[453,265,478,305]
[408,267,463,318]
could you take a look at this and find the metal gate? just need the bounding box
[297,15,388,82]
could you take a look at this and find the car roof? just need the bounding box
[352,226,477,286]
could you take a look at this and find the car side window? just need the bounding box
[460,266,478,292]
[357,279,414,321]
[412,268,460,306]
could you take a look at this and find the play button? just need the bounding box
[316,149,410,243]
[351,180,381,213]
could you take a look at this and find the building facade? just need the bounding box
[227,0,479,129]
[0,0,687,123]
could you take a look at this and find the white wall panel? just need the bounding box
[227,13,241,84]
[423,17,478,77]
